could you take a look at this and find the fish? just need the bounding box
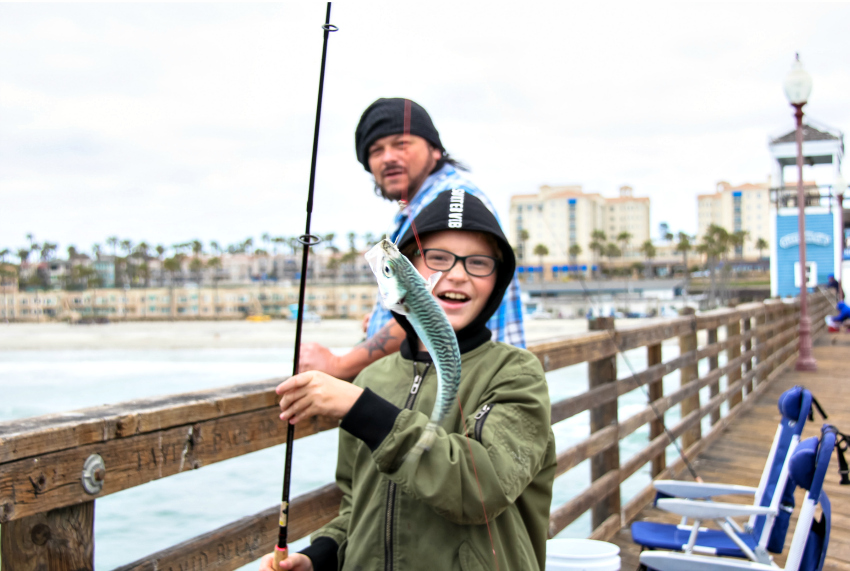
[365,238,462,461]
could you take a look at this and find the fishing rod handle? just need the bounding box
[274,544,289,566]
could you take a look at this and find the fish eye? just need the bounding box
[382,263,393,278]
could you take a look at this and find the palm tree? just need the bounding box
[730,230,749,259]
[639,240,656,278]
[568,244,582,266]
[755,237,769,260]
[207,257,223,317]
[0,248,9,263]
[589,230,607,277]
[698,224,731,307]
[92,243,102,261]
[107,236,119,257]
[518,229,530,264]
[17,248,30,265]
[533,243,549,310]
[675,233,692,277]
[39,242,57,261]
[604,243,621,275]
[323,233,339,254]
[26,233,35,250]
[616,231,632,260]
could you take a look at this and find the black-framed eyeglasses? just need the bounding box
[420,249,499,277]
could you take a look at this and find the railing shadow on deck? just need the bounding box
[0,293,832,569]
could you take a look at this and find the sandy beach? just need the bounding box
[0,318,653,350]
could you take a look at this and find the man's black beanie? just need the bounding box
[355,98,443,172]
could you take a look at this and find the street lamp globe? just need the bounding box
[783,54,812,105]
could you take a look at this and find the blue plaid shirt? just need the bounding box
[366,164,526,348]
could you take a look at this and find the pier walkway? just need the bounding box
[613,332,850,570]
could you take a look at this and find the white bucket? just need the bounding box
[546,538,621,571]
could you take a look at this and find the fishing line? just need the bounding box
[398,99,500,569]
[275,3,336,566]
[571,273,702,481]
[528,193,699,478]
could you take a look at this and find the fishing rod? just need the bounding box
[275,3,337,566]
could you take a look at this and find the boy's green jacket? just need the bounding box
[306,341,557,570]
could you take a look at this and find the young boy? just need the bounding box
[261,190,556,571]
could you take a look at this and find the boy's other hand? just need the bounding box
[298,342,343,376]
[276,371,364,424]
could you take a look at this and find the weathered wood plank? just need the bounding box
[0,379,286,464]
[0,407,337,523]
[588,317,620,530]
[1,500,94,570]
[549,469,620,538]
[113,484,343,571]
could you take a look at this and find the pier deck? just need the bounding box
[614,333,850,570]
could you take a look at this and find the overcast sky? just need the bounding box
[2,2,848,257]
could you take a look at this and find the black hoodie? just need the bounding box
[392,189,516,358]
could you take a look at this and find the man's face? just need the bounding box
[368,134,442,201]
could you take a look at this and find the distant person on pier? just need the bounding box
[826,299,850,332]
[261,190,555,571]
[297,98,525,379]
[826,273,843,301]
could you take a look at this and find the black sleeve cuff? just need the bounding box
[340,387,402,451]
[300,536,338,571]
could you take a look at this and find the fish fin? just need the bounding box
[426,272,443,293]
[403,422,437,464]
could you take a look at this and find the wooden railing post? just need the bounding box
[742,316,753,396]
[677,308,700,450]
[647,342,665,477]
[755,308,767,388]
[588,317,620,530]
[707,326,720,426]
[0,501,94,570]
[726,311,743,410]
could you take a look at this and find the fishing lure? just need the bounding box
[365,238,462,460]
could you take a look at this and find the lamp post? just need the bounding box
[783,53,816,371]
[835,172,846,301]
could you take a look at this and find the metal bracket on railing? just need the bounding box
[81,453,106,494]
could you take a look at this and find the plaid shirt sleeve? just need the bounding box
[486,274,526,348]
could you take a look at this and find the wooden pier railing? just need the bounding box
[0,293,832,569]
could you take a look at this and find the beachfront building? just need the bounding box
[0,283,380,322]
[508,184,651,276]
[697,180,771,259]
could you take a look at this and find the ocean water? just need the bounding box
[0,343,725,570]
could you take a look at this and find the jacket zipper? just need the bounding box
[385,362,430,571]
[474,403,492,442]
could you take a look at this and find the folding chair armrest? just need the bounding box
[640,551,774,571]
[656,498,774,520]
[653,480,757,499]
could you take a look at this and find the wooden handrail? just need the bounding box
[0,293,832,570]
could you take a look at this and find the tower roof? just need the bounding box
[770,123,842,145]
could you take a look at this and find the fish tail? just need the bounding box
[404,422,438,463]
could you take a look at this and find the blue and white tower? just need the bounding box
[768,123,845,297]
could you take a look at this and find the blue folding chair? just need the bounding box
[631,386,825,564]
[640,423,841,571]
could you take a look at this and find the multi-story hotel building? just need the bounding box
[697,181,771,258]
[509,185,651,269]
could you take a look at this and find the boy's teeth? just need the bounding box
[442,292,468,301]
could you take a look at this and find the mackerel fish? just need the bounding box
[365,238,462,461]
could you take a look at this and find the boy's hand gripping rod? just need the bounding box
[275,3,336,566]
